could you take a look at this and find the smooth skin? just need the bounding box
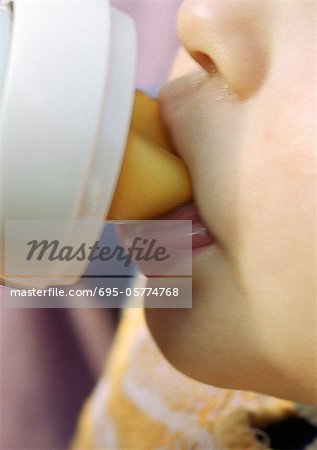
[146,0,317,405]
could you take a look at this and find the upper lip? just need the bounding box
[158,69,208,160]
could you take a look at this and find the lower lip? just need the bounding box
[159,202,215,250]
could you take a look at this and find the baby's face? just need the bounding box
[146,0,316,404]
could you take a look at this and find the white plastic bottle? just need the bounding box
[0,0,191,287]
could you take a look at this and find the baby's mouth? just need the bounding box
[158,202,215,251]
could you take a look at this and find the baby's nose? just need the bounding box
[176,0,270,99]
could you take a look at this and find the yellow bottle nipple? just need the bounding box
[107,91,192,220]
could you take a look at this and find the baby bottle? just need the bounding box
[0,0,192,286]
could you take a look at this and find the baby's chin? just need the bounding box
[145,303,263,398]
[146,279,317,405]
[144,307,204,381]
[144,305,246,390]
[144,253,244,387]
[145,246,283,394]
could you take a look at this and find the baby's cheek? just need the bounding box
[235,84,316,308]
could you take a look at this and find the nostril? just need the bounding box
[189,50,217,75]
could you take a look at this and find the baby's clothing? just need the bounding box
[71,308,317,450]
